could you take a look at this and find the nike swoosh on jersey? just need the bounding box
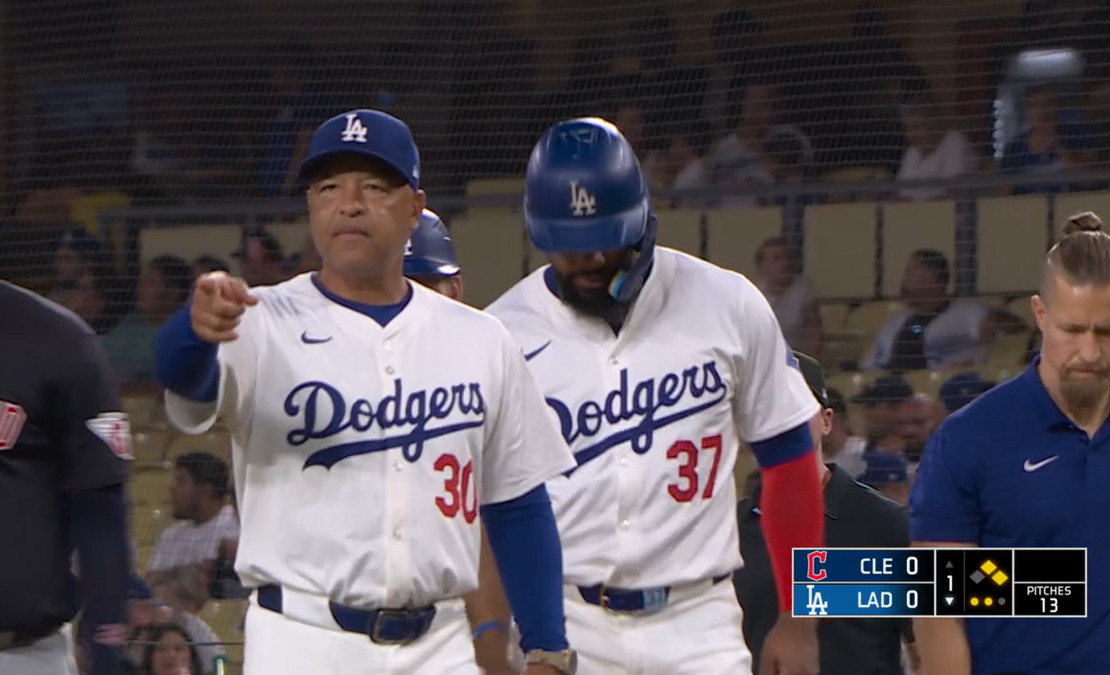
[523,340,552,361]
[1023,455,1059,472]
[301,332,333,344]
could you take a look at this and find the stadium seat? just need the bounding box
[267,221,312,260]
[977,195,1049,294]
[451,212,528,308]
[131,470,173,509]
[140,225,241,269]
[465,177,525,217]
[819,167,893,204]
[69,191,131,236]
[132,429,172,465]
[803,203,877,299]
[881,201,957,299]
[655,208,702,258]
[705,207,782,279]
[843,301,902,345]
[167,429,231,463]
[819,303,850,332]
[902,369,945,399]
[1005,297,1035,328]
[986,333,1031,370]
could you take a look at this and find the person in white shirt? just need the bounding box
[865,249,994,371]
[754,236,822,356]
[895,96,973,202]
[146,452,239,589]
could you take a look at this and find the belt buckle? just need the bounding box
[369,609,415,646]
[597,585,612,612]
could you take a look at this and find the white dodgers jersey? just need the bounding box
[486,248,818,589]
[165,274,574,608]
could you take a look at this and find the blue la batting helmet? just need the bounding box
[523,117,656,302]
[403,209,459,277]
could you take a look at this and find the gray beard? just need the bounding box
[1060,378,1110,418]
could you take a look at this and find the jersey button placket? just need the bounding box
[379,335,411,607]
[607,350,638,565]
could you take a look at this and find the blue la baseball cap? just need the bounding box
[939,372,996,414]
[298,109,420,188]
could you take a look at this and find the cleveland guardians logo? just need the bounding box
[284,379,486,469]
[806,550,828,582]
[546,361,728,474]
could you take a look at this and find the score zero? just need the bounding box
[861,557,921,575]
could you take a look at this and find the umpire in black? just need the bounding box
[734,351,917,675]
[0,280,132,674]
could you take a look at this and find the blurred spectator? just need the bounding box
[754,236,822,356]
[288,236,322,276]
[703,9,764,136]
[1001,86,1097,194]
[141,623,203,675]
[708,81,777,207]
[823,388,868,477]
[865,249,994,371]
[852,375,914,455]
[653,122,712,207]
[61,270,114,334]
[191,254,230,279]
[258,40,330,198]
[896,393,944,479]
[895,95,974,201]
[858,452,911,505]
[232,225,285,286]
[102,255,192,383]
[121,578,174,674]
[146,453,239,592]
[939,372,997,415]
[48,227,111,305]
[613,101,660,180]
[764,126,817,207]
[151,567,228,675]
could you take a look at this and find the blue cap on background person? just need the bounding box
[859,453,909,488]
[130,576,152,600]
[939,372,996,414]
[298,109,420,189]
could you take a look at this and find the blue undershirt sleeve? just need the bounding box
[480,484,568,653]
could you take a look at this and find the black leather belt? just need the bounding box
[256,584,436,645]
[0,624,63,652]
[578,574,731,613]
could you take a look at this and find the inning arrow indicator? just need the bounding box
[946,562,954,569]
[944,596,955,606]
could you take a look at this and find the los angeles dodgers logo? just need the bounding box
[548,361,728,474]
[287,379,486,470]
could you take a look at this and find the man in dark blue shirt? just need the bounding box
[910,210,1110,675]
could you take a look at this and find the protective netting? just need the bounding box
[3,1,1110,671]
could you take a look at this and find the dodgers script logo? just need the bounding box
[285,380,486,470]
[548,361,728,474]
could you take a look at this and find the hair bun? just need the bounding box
[1064,211,1104,235]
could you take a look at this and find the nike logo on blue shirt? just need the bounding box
[524,340,552,362]
[301,332,333,344]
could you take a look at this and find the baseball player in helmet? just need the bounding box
[486,117,825,675]
[403,209,464,301]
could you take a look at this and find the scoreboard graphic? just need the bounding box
[791,548,1087,618]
